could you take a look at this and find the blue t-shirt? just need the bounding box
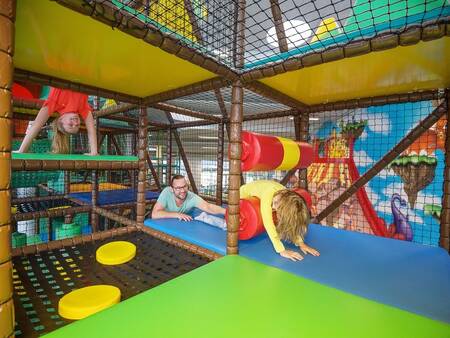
[156,187,202,214]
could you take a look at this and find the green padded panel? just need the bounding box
[12,153,138,162]
[43,256,449,338]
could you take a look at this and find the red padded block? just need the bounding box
[296,142,314,168]
[238,197,265,240]
[226,197,266,240]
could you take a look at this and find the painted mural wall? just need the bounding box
[308,100,444,246]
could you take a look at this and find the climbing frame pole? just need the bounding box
[137,107,148,225]
[440,91,450,253]
[227,0,246,255]
[167,126,173,184]
[214,89,226,205]
[0,1,15,336]
[280,111,309,187]
[297,112,309,189]
[90,116,100,232]
[227,81,244,254]
[216,118,225,205]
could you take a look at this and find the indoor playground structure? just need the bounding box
[1,0,450,337]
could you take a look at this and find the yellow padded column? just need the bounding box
[0,1,15,337]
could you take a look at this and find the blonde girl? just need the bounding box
[17,87,97,155]
[240,180,320,261]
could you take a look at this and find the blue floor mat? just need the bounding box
[69,189,159,205]
[144,215,450,324]
[144,209,227,255]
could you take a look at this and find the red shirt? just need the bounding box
[43,88,92,120]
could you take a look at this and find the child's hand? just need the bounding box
[84,152,98,156]
[280,250,303,261]
[299,243,320,256]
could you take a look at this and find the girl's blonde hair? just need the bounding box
[51,118,70,154]
[273,189,310,243]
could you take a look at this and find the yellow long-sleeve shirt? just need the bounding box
[240,180,303,253]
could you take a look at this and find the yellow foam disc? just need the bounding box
[96,241,136,265]
[58,285,120,320]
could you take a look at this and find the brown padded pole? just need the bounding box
[269,0,288,53]
[152,102,221,122]
[227,81,244,254]
[0,1,15,336]
[136,107,148,224]
[183,0,204,44]
[297,113,309,189]
[216,119,225,205]
[440,92,450,253]
[314,101,448,223]
[145,151,162,190]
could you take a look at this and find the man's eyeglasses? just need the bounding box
[173,185,188,191]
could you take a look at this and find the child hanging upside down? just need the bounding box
[240,180,320,261]
[16,87,98,155]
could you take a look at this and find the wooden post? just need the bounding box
[136,107,148,225]
[440,92,450,253]
[0,1,16,336]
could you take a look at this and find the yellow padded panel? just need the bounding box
[0,299,14,338]
[0,261,12,303]
[0,89,12,118]
[15,0,216,98]
[96,241,136,266]
[0,118,10,152]
[0,225,11,263]
[59,285,121,320]
[0,190,10,226]
[70,183,127,193]
[0,152,10,189]
[260,38,450,105]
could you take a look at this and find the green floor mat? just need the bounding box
[43,255,450,338]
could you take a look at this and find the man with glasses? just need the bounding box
[152,175,226,221]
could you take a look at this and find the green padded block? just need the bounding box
[12,170,60,189]
[43,256,450,338]
[12,153,138,161]
[12,139,51,153]
[54,223,81,240]
[26,234,43,246]
[12,232,27,248]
